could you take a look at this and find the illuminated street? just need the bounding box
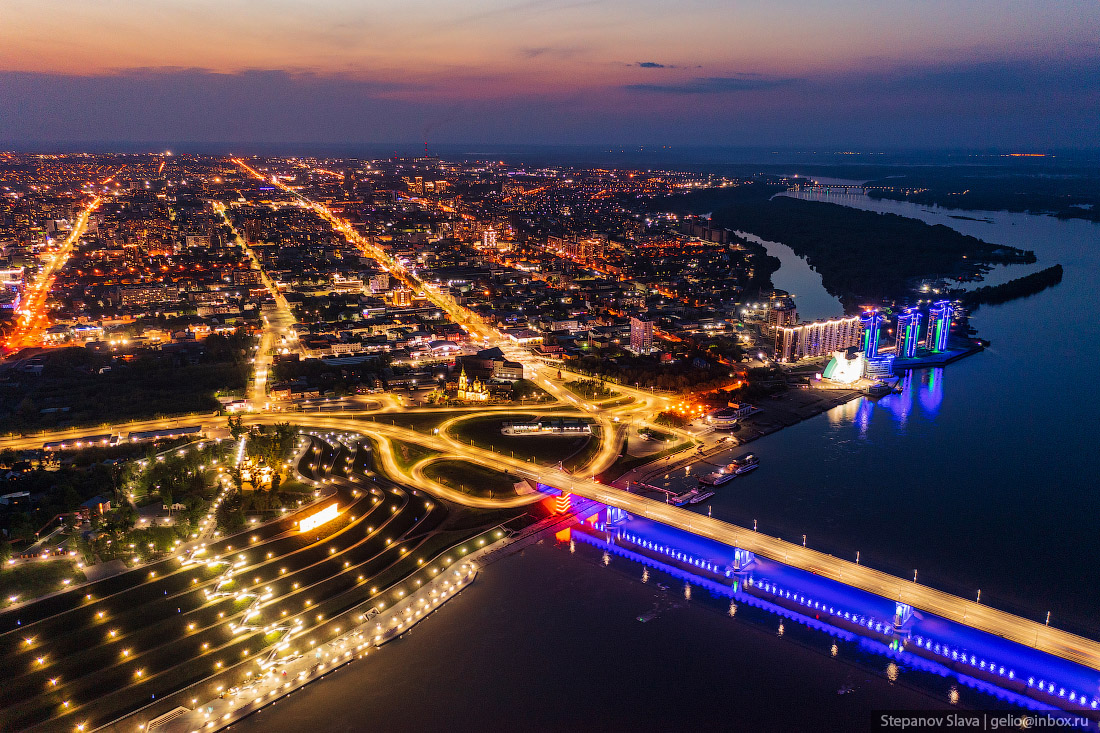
[1,23,1097,726]
[214,201,298,407]
[2,197,101,354]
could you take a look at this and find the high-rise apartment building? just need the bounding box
[896,308,923,358]
[630,316,655,354]
[925,300,953,352]
[860,308,884,358]
[774,316,862,362]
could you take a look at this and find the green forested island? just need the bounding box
[960,264,1064,308]
[710,197,1036,310]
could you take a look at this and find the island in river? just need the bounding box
[709,196,1036,311]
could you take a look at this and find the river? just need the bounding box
[686,191,1100,636]
[229,537,1007,733]
[736,230,843,322]
[231,193,1100,732]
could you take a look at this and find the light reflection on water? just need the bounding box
[563,520,1084,721]
[876,368,945,428]
[827,394,864,426]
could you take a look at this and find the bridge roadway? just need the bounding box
[268,415,1100,674]
[572,479,1100,673]
[8,411,1100,673]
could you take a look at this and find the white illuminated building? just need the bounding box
[821,350,864,384]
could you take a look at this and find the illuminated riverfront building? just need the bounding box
[822,350,865,384]
[860,308,883,358]
[925,300,953,352]
[764,293,798,334]
[863,353,896,379]
[896,308,923,358]
[774,316,862,363]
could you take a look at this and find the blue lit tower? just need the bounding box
[859,308,883,358]
[925,300,953,352]
[895,308,923,358]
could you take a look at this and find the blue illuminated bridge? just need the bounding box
[562,506,1100,717]
[181,413,1100,685]
[525,474,1100,682]
[255,416,1100,683]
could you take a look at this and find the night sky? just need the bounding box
[2,0,1098,149]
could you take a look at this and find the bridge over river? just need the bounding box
[530,472,1100,675]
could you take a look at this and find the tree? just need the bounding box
[227,415,245,440]
[63,486,82,512]
[160,486,174,515]
[15,396,38,429]
[9,513,36,543]
[113,504,138,533]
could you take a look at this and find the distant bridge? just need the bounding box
[789,183,866,193]
[787,183,900,194]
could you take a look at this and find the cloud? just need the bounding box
[636,62,667,69]
[520,47,555,58]
[0,56,1097,149]
[518,46,583,60]
[624,75,800,94]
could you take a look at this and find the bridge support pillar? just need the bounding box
[731,548,756,573]
[605,506,628,525]
[894,602,913,627]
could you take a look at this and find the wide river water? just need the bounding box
[232,193,1100,732]
[736,190,1100,633]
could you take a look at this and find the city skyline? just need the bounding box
[0,144,1095,732]
[2,0,1099,148]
